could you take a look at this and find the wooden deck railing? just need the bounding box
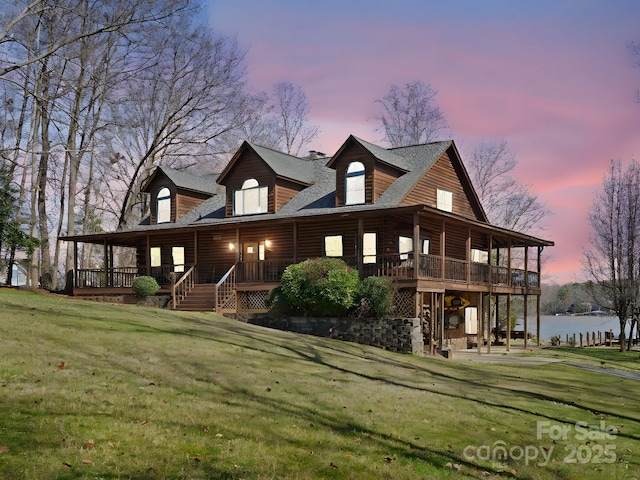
[75,255,540,292]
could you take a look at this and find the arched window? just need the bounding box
[234,178,268,215]
[157,187,171,223]
[345,162,365,205]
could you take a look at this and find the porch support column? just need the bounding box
[413,213,419,279]
[429,292,435,355]
[485,293,491,354]
[508,238,512,284]
[358,217,364,276]
[440,292,445,353]
[466,228,471,284]
[477,292,483,355]
[523,294,529,349]
[103,239,108,286]
[537,246,543,346]
[194,231,198,268]
[494,294,499,350]
[506,293,512,352]
[293,222,298,263]
[235,227,240,263]
[488,233,493,286]
[146,234,151,276]
[109,244,114,287]
[524,243,529,288]
[71,241,78,292]
[536,294,541,347]
[440,220,446,280]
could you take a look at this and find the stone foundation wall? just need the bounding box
[240,314,424,355]
[77,294,171,308]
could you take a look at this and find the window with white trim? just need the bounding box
[324,235,343,257]
[172,246,185,273]
[234,178,268,215]
[471,248,488,263]
[363,232,377,264]
[345,161,365,205]
[399,235,429,260]
[150,247,161,267]
[436,188,453,212]
[157,187,171,223]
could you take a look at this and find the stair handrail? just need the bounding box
[172,264,196,309]
[215,264,236,312]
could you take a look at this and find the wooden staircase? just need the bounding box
[173,283,217,311]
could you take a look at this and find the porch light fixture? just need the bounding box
[265,240,271,248]
[228,242,235,251]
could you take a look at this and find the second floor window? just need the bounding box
[345,161,365,205]
[234,178,268,215]
[157,187,171,223]
[437,188,453,212]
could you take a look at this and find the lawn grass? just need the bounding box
[0,288,639,479]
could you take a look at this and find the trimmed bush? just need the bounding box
[265,286,291,313]
[132,276,160,298]
[280,258,360,317]
[356,276,395,319]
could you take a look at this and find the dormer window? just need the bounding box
[157,187,171,223]
[234,178,268,216]
[345,161,365,205]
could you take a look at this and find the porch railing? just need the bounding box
[215,265,236,312]
[75,255,540,292]
[172,265,196,309]
[75,265,192,288]
[75,267,140,288]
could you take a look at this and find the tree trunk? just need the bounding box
[628,318,637,351]
[36,58,54,290]
[619,318,627,352]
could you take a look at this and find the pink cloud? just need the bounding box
[207,1,640,285]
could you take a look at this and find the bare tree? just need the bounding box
[467,139,550,235]
[583,159,640,352]
[0,0,193,77]
[373,80,448,147]
[107,22,251,229]
[270,81,319,156]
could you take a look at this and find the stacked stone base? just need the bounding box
[238,314,424,355]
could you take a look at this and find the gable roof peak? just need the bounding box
[142,165,219,195]
[217,141,315,186]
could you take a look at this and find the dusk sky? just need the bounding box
[205,0,640,284]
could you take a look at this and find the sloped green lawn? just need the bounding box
[0,289,638,479]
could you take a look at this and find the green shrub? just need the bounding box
[280,258,360,316]
[132,276,160,298]
[356,276,395,319]
[265,286,291,313]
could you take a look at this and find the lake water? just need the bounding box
[518,315,620,341]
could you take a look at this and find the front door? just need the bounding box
[243,241,261,281]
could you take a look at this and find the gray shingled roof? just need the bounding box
[349,136,413,171]
[159,166,219,195]
[248,142,315,185]
[138,139,456,228]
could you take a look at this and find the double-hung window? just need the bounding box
[436,189,453,212]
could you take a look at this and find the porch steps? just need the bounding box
[174,283,217,311]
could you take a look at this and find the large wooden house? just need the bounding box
[63,135,553,352]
